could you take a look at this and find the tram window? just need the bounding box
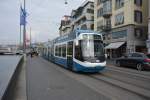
[55,46,57,56]
[62,45,66,57]
[75,41,83,61]
[51,47,54,56]
[94,35,102,40]
[58,46,62,57]
[55,46,58,56]
[48,47,50,55]
[67,42,73,56]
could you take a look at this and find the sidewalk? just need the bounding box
[9,57,27,100]
[106,58,116,66]
[12,55,27,100]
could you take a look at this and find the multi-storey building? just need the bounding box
[71,0,94,31]
[94,0,148,58]
[147,0,150,53]
[59,15,72,36]
[59,0,94,36]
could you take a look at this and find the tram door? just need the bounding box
[67,41,73,69]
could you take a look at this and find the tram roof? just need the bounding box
[54,30,102,44]
[75,30,96,34]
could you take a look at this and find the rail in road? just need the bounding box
[89,73,150,99]
[43,58,150,100]
[107,63,150,76]
[0,55,23,100]
[90,65,150,100]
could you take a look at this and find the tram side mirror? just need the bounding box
[75,40,79,46]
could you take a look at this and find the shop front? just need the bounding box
[105,42,126,59]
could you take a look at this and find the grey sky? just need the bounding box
[0,0,83,45]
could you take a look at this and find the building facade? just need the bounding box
[147,0,150,53]
[94,0,148,58]
[59,0,94,36]
[59,15,72,36]
[71,0,94,31]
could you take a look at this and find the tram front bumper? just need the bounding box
[74,62,105,72]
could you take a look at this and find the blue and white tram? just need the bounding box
[42,30,106,72]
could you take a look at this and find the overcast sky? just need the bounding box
[0,0,83,45]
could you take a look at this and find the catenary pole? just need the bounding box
[20,24,22,49]
[30,27,32,48]
[23,0,26,53]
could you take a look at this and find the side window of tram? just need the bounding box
[55,46,58,56]
[67,42,73,56]
[62,45,66,57]
[55,45,66,57]
[58,46,61,56]
[75,42,83,61]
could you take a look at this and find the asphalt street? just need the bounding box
[26,57,109,100]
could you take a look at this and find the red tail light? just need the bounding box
[144,59,150,62]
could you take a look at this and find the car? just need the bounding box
[147,54,150,58]
[116,52,150,71]
[15,50,24,55]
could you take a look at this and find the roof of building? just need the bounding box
[71,0,94,17]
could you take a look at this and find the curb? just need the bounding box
[1,56,24,100]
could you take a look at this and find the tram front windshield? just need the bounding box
[75,34,105,63]
[81,40,104,58]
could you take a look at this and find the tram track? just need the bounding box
[106,65,150,81]
[107,63,150,76]
[101,72,150,90]
[57,65,150,99]
[42,58,150,100]
[88,73,150,100]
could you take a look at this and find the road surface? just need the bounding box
[26,57,150,100]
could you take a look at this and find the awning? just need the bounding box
[105,42,125,49]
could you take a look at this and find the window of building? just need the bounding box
[112,30,127,39]
[97,20,103,31]
[115,12,124,26]
[97,8,103,18]
[105,18,111,26]
[87,9,94,14]
[91,16,94,21]
[134,10,142,23]
[91,4,94,8]
[134,0,142,6]
[103,34,106,40]
[91,24,94,30]
[115,0,124,9]
[97,0,102,6]
[81,24,87,30]
[134,28,143,38]
[103,0,112,14]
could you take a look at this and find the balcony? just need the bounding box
[102,0,112,18]
[101,24,111,31]
[103,9,112,18]
[101,0,109,3]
